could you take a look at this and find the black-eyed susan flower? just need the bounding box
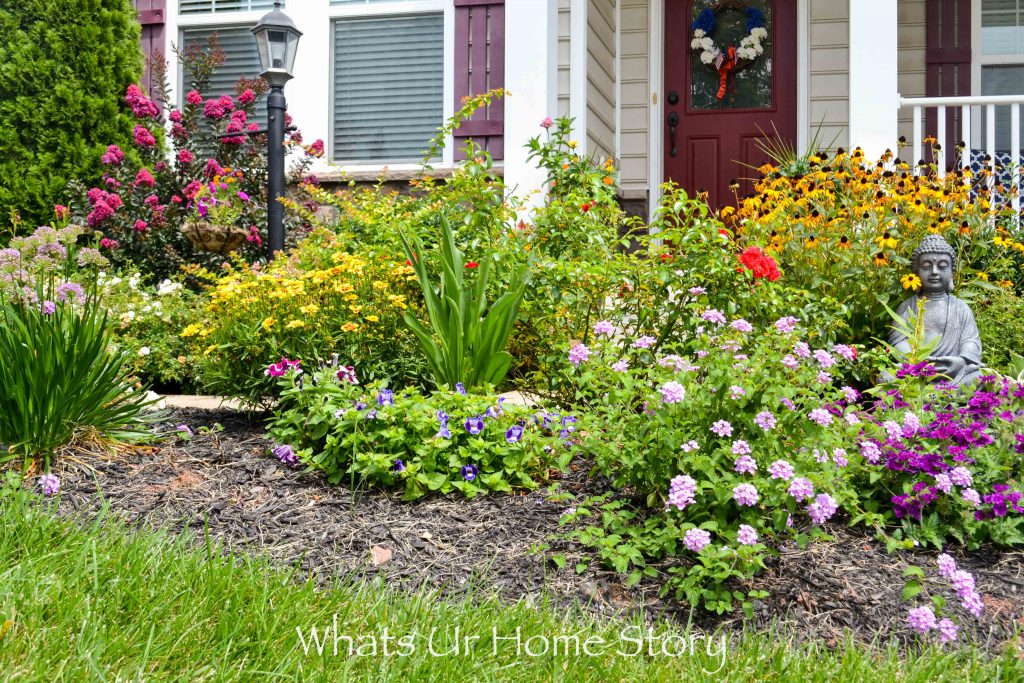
[900,274,922,291]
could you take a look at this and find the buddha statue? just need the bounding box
[887,234,982,386]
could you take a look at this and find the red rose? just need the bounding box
[738,247,781,281]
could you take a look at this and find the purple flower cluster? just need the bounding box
[666,474,697,511]
[684,528,711,552]
[568,342,591,367]
[272,444,298,465]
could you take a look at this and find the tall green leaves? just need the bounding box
[400,218,530,390]
[0,295,155,467]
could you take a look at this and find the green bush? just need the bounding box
[0,0,142,229]
[975,289,1024,374]
[267,368,573,499]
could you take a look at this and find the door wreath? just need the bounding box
[690,1,768,100]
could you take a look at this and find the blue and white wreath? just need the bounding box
[691,5,768,66]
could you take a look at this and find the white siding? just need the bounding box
[897,0,927,143]
[809,0,849,149]
[619,0,648,193]
[587,0,617,161]
[558,0,572,117]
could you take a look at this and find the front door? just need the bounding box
[664,0,797,208]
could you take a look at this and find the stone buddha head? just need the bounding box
[910,234,957,296]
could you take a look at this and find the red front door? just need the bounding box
[664,0,797,208]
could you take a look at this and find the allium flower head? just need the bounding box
[683,528,711,552]
[568,342,591,367]
[737,524,759,546]
[710,420,733,437]
[660,381,686,404]
[39,474,61,496]
[733,483,759,507]
[768,460,794,480]
[41,300,56,315]
[907,606,937,634]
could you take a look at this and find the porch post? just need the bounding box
[848,0,898,161]
[503,0,557,202]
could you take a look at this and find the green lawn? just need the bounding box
[0,482,1020,681]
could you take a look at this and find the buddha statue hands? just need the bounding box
[887,234,982,386]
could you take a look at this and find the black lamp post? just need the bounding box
[251,1,302,259]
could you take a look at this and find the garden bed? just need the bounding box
[50,407,1024,652]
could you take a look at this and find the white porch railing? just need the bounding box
[899,94,1024,217]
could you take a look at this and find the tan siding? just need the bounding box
[619,0,648,192]
[558,0,571,117]
[809,0,849,149]
[897,0,927,143]
[587,0,617,161]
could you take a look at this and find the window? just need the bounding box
[979,1,1024,149]
[331,13,444,163]
[180,26,267,122]
[180,0,280,14]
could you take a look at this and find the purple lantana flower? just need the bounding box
[593,320,615,335]
[660,381,686,404]
[667,474,698,510]
[684,528,711,552]
[737,524,759,546]
[568,342,591,367]
[908,606,937,634]
[710,420,733,437]
[754,411,776,430]
[632,335,656,349]
[733,483,759,507]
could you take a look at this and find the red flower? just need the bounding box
[465,261,479,269]
[53,204,68,220]
[660,253,672,262]
[581,202,591,213]
[738,247,781,281]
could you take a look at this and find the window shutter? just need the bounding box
[134,0,166,100]
[926,0,971,167]
[332,14,444,162]
[181,25,268,121]
[453,0,505,161]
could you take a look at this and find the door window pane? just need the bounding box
[982,0,1024,55]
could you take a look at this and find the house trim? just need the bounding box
[646,0,810,211]
[570,0,589,153]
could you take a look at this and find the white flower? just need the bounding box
[691,38,703,49]
[693,29,706,38]
[138,346,150,356]
[156,279,182,296]
[700,51,716,64]
[754,43,764,55]
[752,27,768,40]
[700,37,714,50]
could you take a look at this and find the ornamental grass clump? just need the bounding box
[563,305,872,613]
[0,230,155,468]
[266,364,573,500]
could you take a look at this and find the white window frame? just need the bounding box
[327,0,453,171]
[971,0,1024,146]
[163,0,456,180]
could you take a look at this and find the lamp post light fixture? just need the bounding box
[251,1,302,259]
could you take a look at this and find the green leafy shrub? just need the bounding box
[975,288,1024,374]
[0,0,142,228]
[267,367,573,499]
[562,309,872,613]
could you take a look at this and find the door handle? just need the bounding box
[667,111,679,157]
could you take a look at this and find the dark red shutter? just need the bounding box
[134,0,167,99]
[925,0,970,168]
[453,0,505,161]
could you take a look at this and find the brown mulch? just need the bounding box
[51,407,1024,651]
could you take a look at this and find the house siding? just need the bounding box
[809,0,849,149]
[898,0,927,143]
[558,0,572,117]
[587,0,617,161]
[619,0,648,194]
